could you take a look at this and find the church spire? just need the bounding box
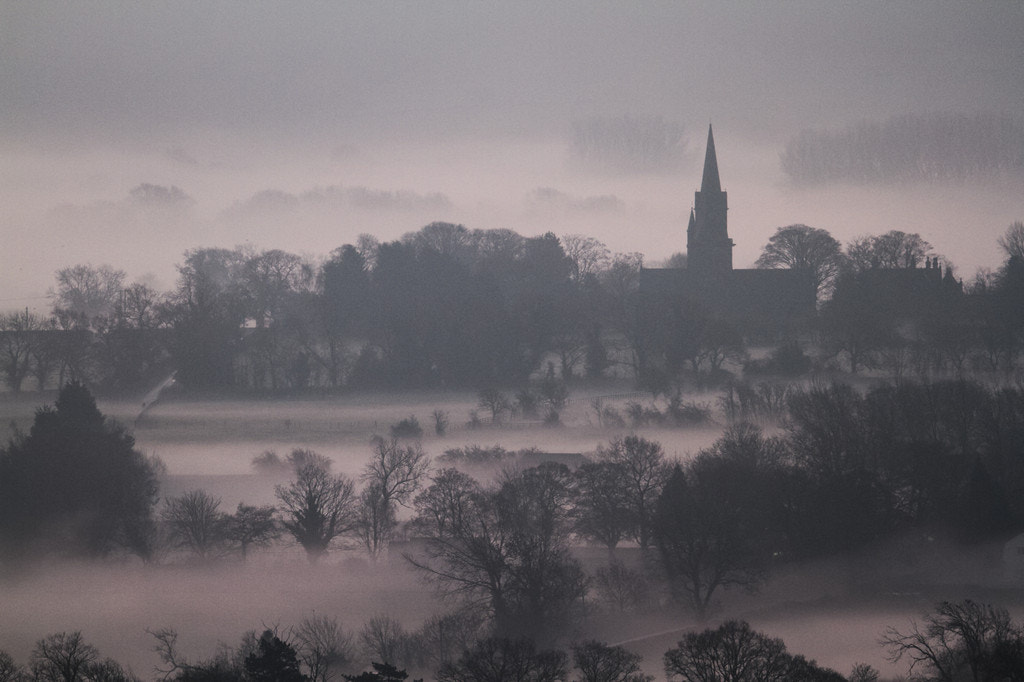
[701,124,721,194]
[688,124,731,276]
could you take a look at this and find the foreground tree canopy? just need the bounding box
[664,620,845,681]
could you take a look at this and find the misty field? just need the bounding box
[1,387,1020,680]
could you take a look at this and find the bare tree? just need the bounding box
[573,460,633,552]
[592,560,652,614]
[998,220,1024,260]
[357,437,429,560]
[846,230,936,271]
[477,389,511,425]
[847,663,880,682]
[653,464,771,621]
[239,249,315,328]
[664,621,843,681]
[227,503,280,560]
[114,282,162,329]
[881,600,1024,681]
[0,651,22,682]
[359,615,416,670]
[51,264,127,321]
[597,436,671,550]
[28,315,59,391]
[415,610,486,671]
[161,490,230,561]
[356,233,381,271]
[571,640,652,682]
[409,466,587,642]
[148,627,245,681]
[29,631,134,682]
[362,437,430,510]
[276,457,357,563]
[0,309,42,392]
[562,234,611,284]
[432,409,449,437]
[295,615,353,682]
[356,483,395,561]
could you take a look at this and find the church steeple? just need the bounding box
[701,124,721,194]
[687,124,732,277]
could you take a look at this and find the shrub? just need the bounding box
[665,394,712,427]
[593,561,652,614]
[252,450,288,474]
[390,416,423,440]
[438,445,513,465]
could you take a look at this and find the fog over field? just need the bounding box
[0,393,883,677]
[2,389,1020,679]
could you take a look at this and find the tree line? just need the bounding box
[0,227,642,394]
[781,112,1024,185]
[1,221,1022,396]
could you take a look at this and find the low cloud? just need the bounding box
[222,184,453,222]
[528,187,624,214]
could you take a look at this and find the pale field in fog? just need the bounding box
[1,388,1019,679]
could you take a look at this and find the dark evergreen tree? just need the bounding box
[0,382,159,562]
[244,631,308,682]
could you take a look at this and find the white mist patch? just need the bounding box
[0,558,439,678]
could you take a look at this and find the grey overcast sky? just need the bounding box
[2,1,1023,309]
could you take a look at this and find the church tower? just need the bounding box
[687,125,733,277]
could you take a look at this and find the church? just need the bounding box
[640,126,817,333]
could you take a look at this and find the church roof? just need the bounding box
[700,124,722,194]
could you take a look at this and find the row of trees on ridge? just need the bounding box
[2,221,1022,395]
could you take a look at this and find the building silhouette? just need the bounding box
[640,125,816,333]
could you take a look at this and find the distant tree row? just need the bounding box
[0,225,646,394]
[1,221,1021,397]
[568,114,688,174]
[781,112,1024,185]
